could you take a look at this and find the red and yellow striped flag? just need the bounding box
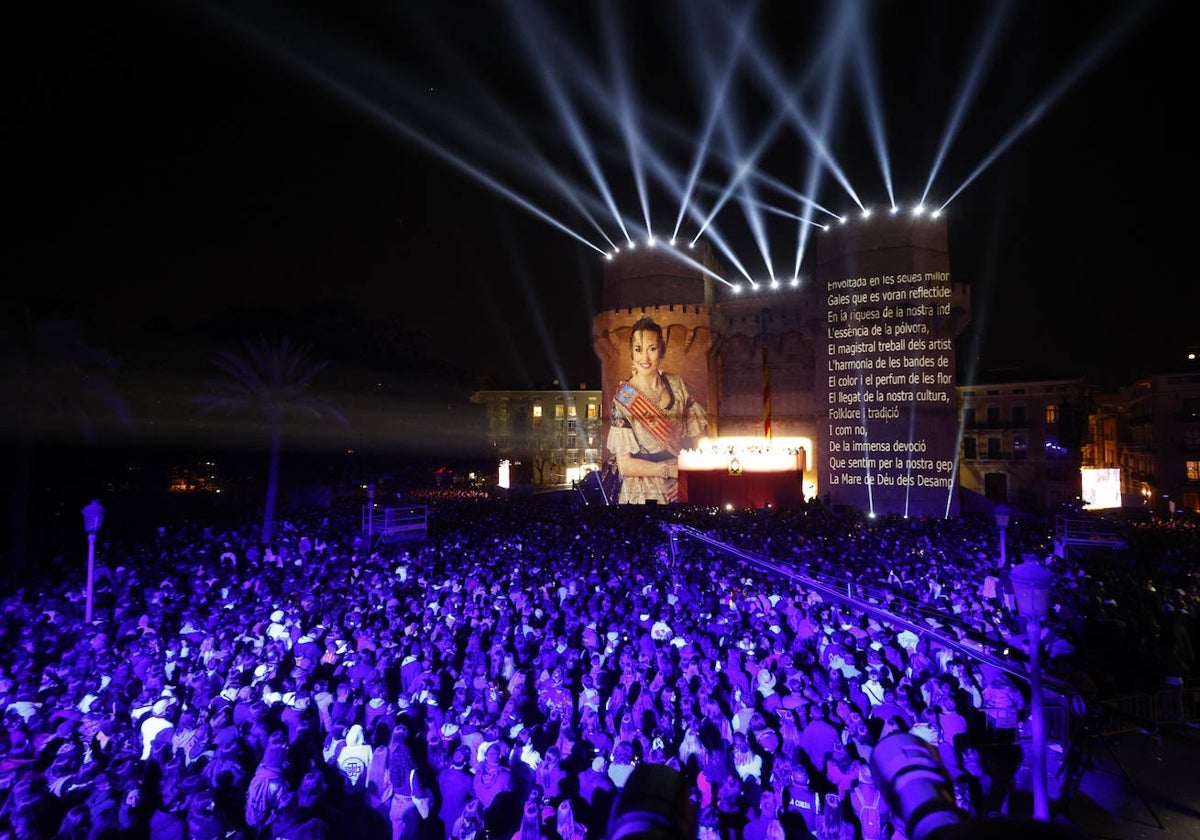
[616,383,678,454]
[762,344,772,441]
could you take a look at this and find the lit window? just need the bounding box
[1045,404,1059,424]
[533,405,542,418]
[1187,461,1200,481]
[555,404,565,419]
[587,404,600,419]
[568,405,578,418]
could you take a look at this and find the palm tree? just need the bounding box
[0,312,132,578]
[195,336,346,544]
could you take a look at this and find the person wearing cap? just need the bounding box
[575,752,615,829]
[860,667,886,708]
[266,609,290,643]
[848,763,892,840]
[754,668,782,715]
[139,696,176,762]
[779,763,822,838]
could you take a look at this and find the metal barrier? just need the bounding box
[1093,685,1200,736]
[1053,514,1127,552]
[362,505,428,541]
[667,524,1082,753]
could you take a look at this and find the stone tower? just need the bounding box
[814,213,971,516]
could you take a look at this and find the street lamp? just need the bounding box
[81,499,105,623]
[1011,553,1054,821]
[366,483,376,536]
[994,503,1010,566]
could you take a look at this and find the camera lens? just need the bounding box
[869,733,963,840]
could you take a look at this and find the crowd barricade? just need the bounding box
[1093,684,1200,737]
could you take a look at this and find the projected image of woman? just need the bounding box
[607,315,707,504]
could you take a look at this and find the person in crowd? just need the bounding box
[550,798,588,840]
[450,798,486,840]
[438,746,476,840]
[474,740,514,815]
[0,492,1195,840]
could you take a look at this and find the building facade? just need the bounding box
[470,386,604,488]
[1109,371,1200,514]
[956,377,1092,512]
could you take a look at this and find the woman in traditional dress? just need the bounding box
[606,316,707,504]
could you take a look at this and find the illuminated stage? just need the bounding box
[679,437,809,509]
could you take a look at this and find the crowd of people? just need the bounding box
[0,492,1196,840]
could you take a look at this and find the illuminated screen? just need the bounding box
[1081,468,1121,509]
[815,215,966,517]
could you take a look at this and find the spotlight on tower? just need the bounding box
[861,207,872,219]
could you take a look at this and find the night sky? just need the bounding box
[12,0,1194,394]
